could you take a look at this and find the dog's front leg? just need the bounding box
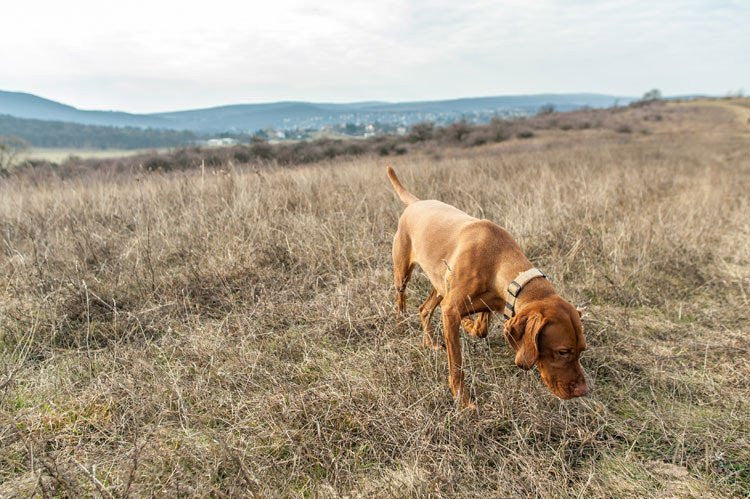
[442,307,474,409]
[462,312,491,339]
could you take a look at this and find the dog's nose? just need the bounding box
[572,382,589,397]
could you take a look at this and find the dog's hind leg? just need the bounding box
[419,287,443,350]
[392,229,414,319]
[462,312,491,339]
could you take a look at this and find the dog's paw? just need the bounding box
[462,401,477,411]
[422,337,443,351]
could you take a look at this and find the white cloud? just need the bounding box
[1,0,747,112]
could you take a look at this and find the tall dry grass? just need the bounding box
[0,101,748,496]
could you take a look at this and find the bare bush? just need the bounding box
[408,122,435,142]
[0,136,28,174]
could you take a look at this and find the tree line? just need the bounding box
[0,114,198,149]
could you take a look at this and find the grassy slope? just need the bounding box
[0,101,748,497]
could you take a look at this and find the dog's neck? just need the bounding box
[497,266,556,313]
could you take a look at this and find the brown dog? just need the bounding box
[387,165,588,408]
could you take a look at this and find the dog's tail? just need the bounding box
[386,164,419,205]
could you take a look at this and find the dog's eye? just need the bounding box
[557,349,572,357]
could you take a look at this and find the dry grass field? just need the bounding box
[1,100,749,497]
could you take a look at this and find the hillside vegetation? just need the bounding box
[0,100,748,496]
[13,102,661,179]
[0,114,197,149]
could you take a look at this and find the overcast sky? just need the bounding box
[1,0,747,113]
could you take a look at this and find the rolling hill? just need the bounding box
[0,90,633,134]
[0,91,170,128]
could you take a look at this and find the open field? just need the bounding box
[1,101,749,496]
[23,147,169,163]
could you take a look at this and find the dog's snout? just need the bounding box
[572,382,589,398]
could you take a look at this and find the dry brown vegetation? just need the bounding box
[1,100,749,497]
[10,102,661,181]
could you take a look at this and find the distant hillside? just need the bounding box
[0,90,634,134]
[0,114,197,149]
[0,91,171,128]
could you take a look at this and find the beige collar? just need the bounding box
[503,268,547,320]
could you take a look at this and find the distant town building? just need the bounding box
[363,123,376,138]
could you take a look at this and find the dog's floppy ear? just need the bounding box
[504,309,547,370]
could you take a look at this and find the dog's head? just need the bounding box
[503,296,588,399]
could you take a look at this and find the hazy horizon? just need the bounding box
[2,88,640,115]
[2,0,748,113]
